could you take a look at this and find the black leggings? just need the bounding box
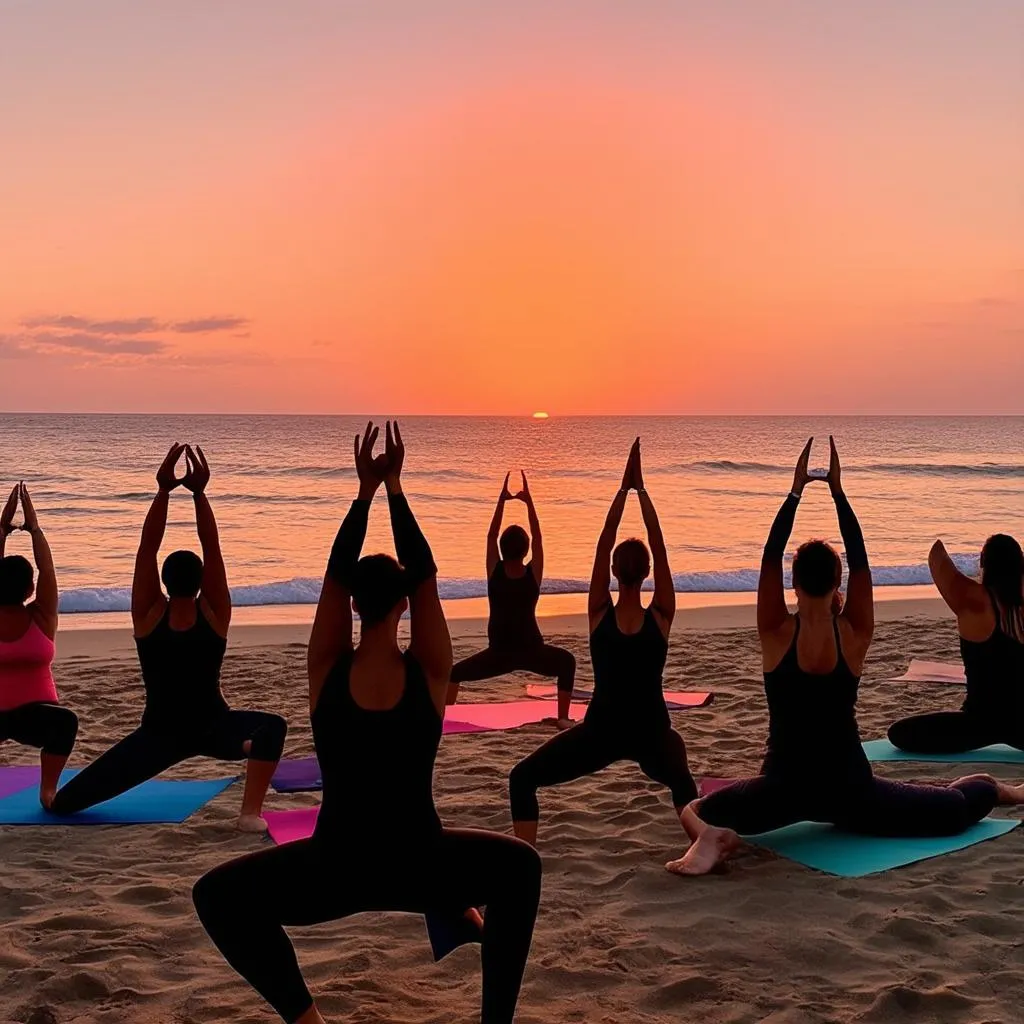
[51,709,286,815]
[0,702,78,757]
[698,773,998,837]
[509,719,697,821]
[452,644,576,693]
[192,829,541,1024]
[888,711,1024,754]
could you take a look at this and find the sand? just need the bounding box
[3,603,1023,1024]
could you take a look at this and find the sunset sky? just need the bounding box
[1,1,1021,415]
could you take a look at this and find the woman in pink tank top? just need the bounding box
[0,483,78,808]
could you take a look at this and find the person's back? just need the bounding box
[0,611,57,711]
[487,559,542,649]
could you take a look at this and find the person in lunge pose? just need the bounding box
[667,438,1023,877]
[0,483,78,808]
[193,422,541,1024]
[51,444,286,832]
[509,438,698,846]
[449,471,576,726]
[887,533,1024,753]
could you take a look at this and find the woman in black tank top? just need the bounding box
[193,422,541,1024]
[509,438,697,847]
[51,444,287,831]
[449,472,577,723]
[669,438,1022,877]
[888,533,1024,752]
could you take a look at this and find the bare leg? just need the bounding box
[446,682,461,706]
[296,1006,326,1024]
[665,801,740,876]
[238,741,274,832]
[39,752,68,810]
[513,819,539,846]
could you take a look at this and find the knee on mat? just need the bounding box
[250,714,287,761]
[45,706,80,757]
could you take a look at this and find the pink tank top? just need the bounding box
[0,620,59,711]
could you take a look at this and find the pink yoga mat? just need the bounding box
[448,700,585,730]
[698,776,749,796]
[526,684,712,708]
[889,659,965,685]
[265,806,319,844]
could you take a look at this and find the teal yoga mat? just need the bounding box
[747,817,1018,876]
[0,770,236,825]
[863,738,1024,764]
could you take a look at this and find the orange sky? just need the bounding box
[1,3,1021,414]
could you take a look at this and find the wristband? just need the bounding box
[788,490,802,501]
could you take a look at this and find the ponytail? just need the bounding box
[981,534,1024,641]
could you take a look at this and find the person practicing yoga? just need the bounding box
[0,483,78,808]
[50,444,286,832]
[666,438,1024,877]
[192,421,541,1024]
[449,470,576,726]
[509,438,697,846]
[888,533,1024,753]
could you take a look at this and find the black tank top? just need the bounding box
[585,605,670,734]
[961,600,1024,720]
[487,562,543,649]
[136,603,228,730]
[312,649,442,849]
[762,617,869,785]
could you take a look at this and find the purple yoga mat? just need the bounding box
[0,765,40,799]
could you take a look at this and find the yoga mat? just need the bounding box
[889,659,965,685]
[263,803,481,961]
[747,817,1018,877]
[264,805,319,843]
[698,776,749,797]
[449,700,585,730]
[863,738,1024,764]
[526,684,712,709]
[0,765,41,800]
[0,770,236,825]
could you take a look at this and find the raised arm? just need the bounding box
[928,538,985,615]
[0,484,17,560]
[183,446,230,636]
[486,474,512,578]
[828,437,873,641]
[308,423,377,711]
[132,444,184,632]
[385,422,451,714]
[638,488,675,635]
[757,438,811,635]
[19,485,58,638]
[589,440,636,629]
[519,472,544,587]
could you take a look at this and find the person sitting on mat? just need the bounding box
[192,421,541,1024]
[887,533,1024,753]
[50,444,286,832]
[449,470,576,726]
[509,437,698,847]
[0,482,78,809]
[666,437,1024,877]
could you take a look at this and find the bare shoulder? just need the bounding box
[759,614,796,670]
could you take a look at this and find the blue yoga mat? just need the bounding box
[747,817,1019,877]
[0,770,237,825]
[863,738,1024,764]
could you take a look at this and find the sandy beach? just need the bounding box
[3,602,1023,1024]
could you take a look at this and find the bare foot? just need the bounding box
[236,813,269,834]
[39,787,56,811]
[665,825,740,876]
[465,907,484,932]
[954,773,1024,805]
[556,718,574,731]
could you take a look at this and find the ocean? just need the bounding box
[2,414,1022,622]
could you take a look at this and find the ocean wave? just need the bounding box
[670,460,1024,478]
[57,557,978,613]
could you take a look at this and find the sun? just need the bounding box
[532,411,549,419]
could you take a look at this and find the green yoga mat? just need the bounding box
[863,739,1024,764]
[747,818,1019,877]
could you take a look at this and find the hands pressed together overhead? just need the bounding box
[1,482,40,536]
[791,435,842,499]
[620,437,645,492]
[499,471,532,504]
[354,420,406,498]
[156,442,211,494]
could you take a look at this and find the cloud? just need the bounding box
[19,313,250,335]
[29,332,167,356]
[171,316,249,334]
